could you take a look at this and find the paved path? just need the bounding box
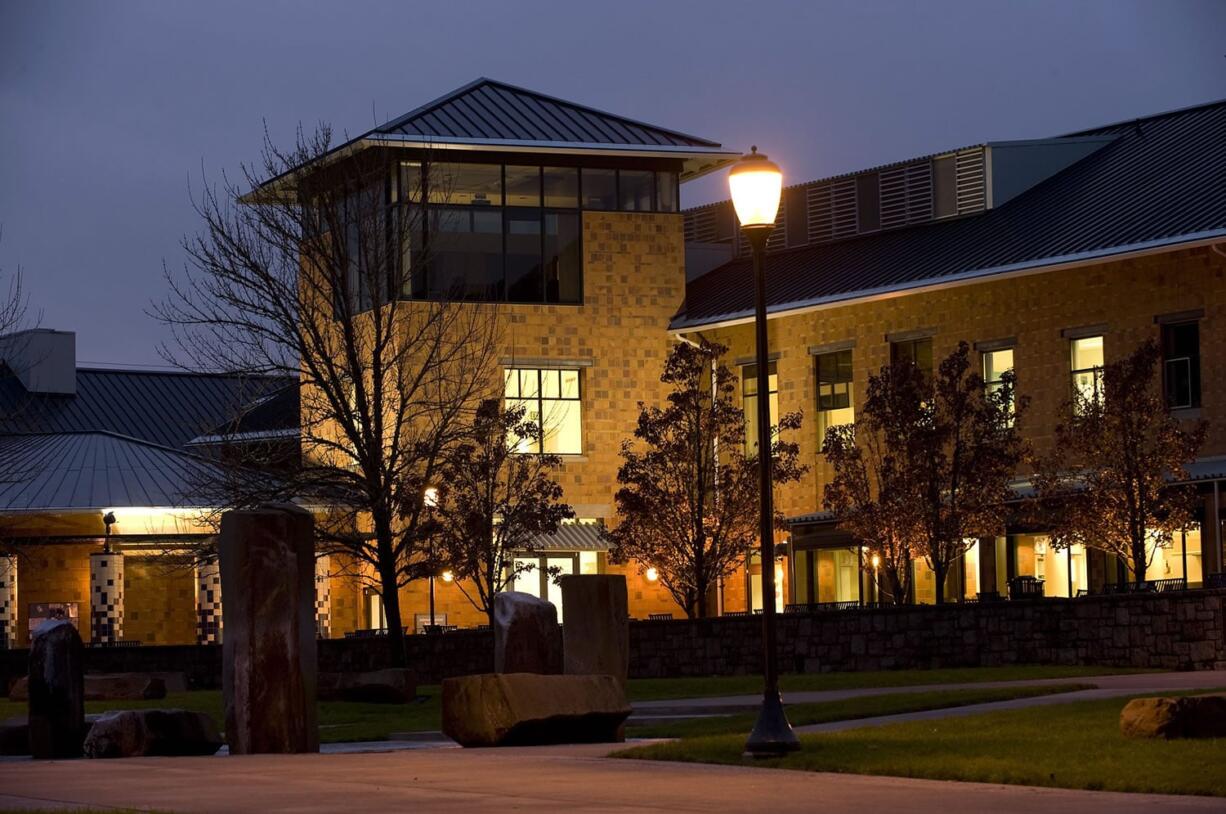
[2,742,1223,813]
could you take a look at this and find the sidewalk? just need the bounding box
[2,741,1223,813]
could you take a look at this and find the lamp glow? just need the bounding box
[871,554,881,569]
[645,567,659,582]
[728,146,783,228]
[423,486,439,508]
[442,570,454,583]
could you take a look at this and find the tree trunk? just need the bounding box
[694,576,708,619]
[1131,538,1148,586]
[379,565,407,668]
[932,560,947,605]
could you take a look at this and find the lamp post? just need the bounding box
[730,147,800,757]
[424,486,440,631]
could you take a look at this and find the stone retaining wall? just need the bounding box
[3,589,1223,694]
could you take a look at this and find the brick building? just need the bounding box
[1,82,1224,647]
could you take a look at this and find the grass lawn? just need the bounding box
[625,683,1091,739]
[0,665,1147,743]
[625,664,1149,702]
[615,689,1226,797]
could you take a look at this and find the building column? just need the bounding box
[0,555,16,650]
[89,548,124,644]
[314,555,331,640]
[195,558,222,645]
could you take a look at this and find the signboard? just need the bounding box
[28,601,80,634]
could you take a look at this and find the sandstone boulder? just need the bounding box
[28,619,85,759]
[441,672,630,747]
[82,709,223,758]
[318,669,417,704]
[1120,695,1226,739]
[494,591,562,675]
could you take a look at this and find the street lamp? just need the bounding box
[424,485,440,631]
[729,147,799,757]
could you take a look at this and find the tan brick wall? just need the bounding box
[123,556,196,645]
[12,542,93,647]
[689,245,1226,519]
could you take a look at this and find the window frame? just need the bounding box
[504,367,584,455]
[1161,320,1201,410]
[1069,335,1105,408]
[981,346,1016,417]
[741,360,779,455]
[815,349,855,443]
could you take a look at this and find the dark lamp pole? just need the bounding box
[729,147,800,758]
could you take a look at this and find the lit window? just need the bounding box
[742,361,778,455]
[816,350,854,442]
[1070,336,1104,408]
[1161,322,1201,409]
[504,368,583,454]
[982,347,1015,418]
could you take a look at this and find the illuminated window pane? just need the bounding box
[1070,336,1104,407]
[429,162,502,206]
[504,165,541,207]
[504,367,582,455]
[816,349,854,442]
[742,362,778,454]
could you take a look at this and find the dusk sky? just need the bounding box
[2,1,1224,367]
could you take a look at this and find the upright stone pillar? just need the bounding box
[89,548,124,645]
[0,555,16,650]
[28,619,85,759]
[560,575,629,689]
[220,506,318,754]
[315,555,331,640]
[195,558,223,645]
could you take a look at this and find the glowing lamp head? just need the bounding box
[645,567,659,582]
[423,486,439,508]
[441,569,454,583]
[871,554,881,569]
[728,146,782,229]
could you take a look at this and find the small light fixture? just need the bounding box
[871,554,881,569]
[423,486,439,509]
[441,570,454,583]
[645,567,659,582]
[728,146,783,229]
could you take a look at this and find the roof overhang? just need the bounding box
[245,135,740,204]
[671,228,1226,334]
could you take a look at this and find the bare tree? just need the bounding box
[824,343,1026,604]
[432,399,574,625]
[155,127,500,664]
[1032,339,1205,585]
[607,340,806,618]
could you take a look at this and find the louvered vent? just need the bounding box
[684,206,719,243]
[879,162,933,229]
[955,148,987,214]
[765,197,787,252]
[807,179,858,244]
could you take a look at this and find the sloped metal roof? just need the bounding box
[531,522,609,552]
[0,369,295,451]
[0,432,225,511]
[674,98,1226,330]
[374,77,721,149]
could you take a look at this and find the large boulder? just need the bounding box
[0,716,27,756]
[220,506,319,754]
[318,669,417,704]
[85,673,167,701]
[560,575,628,689]
[27,619,85,759]
[493,591,562,675]
[83,709,223,758]
[1120,695,1226,739]
[441,672,630,747]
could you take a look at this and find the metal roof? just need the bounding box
[674,98,1226,330]
[531,522,609,552]
[374,77,721,149]
[0,368,295,451]
[0,432,225,511]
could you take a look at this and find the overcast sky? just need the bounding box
[2,0,1224,366]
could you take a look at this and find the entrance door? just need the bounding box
[509,553,578,622]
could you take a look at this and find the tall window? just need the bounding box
[1161,322,1201,409]
[816,350,854,443]
[1070,335,1104,407]
[742,361,778,454]
[982,347,1015,419]
[890,337,933,376]
[504,368,583,454]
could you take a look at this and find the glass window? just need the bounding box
[543,167,579,208]
[581,168,617,210]
[1162,322,1201,409]
[891,337,933,376]
[504,165,542,207]
[505,208,543,302]
[816,350,854,443]
[656,172,679,213]
[429,207,503,300]
[1070,335,1104,408]
[504,368,583,455]
[742,361,778,455]
[983,347,1015,419]
[619,170,654,211]
[544,212,582,304]
[429,162,502,206]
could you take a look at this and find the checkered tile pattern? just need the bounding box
[195,559,222,645]
[315,555,331,640]
[89,551,124,644]
[0,556,16,650]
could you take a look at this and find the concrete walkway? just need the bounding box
[2,741,1224,813]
